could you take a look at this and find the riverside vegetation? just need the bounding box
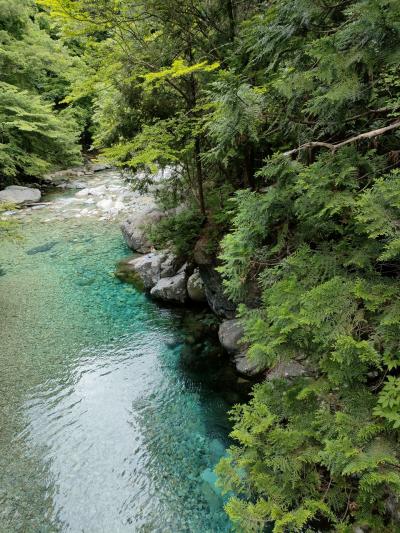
[1,1,400,532]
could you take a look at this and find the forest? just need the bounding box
[1,0,400,531]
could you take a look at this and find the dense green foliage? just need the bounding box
[18,0,400,530]
[149,209,205,258]
[217,160,400,532]
[0,0,82,185]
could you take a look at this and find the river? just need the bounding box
[0,170,235,532]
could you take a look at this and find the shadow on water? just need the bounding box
[26,240,59,255]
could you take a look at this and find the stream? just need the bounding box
[0,170,234,532]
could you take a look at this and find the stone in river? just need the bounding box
[96,198,113,210]
[88,162,111,172]
[117,252,166,290]
[0,186,41,205]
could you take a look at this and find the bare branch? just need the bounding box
[284,119,400,157]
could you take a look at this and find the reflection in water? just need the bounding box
[0,173,233,532]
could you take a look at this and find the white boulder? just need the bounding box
[0,185,41,205]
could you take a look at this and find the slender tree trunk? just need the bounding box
[187,43,206,216]
[226,0,235,41]
[243,144,255,189]
[195,136,206,216]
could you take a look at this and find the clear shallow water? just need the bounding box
[0,175,233,532]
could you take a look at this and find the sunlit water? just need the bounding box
[0,172,234,532]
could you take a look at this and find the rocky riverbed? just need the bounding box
[1,167,156,222]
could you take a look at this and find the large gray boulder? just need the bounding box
[150,272,187,304]
[218,319,245,354]
[117,250,181,291]
[121,208,163,253]
[122,252,167,290]
[0,185,41,205]
[187,269,206,302]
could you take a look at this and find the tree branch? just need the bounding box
[284,119,400,157]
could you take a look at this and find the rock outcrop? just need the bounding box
[160,252,180,278]
[0,185,41,205]
[44,166,86,181]
[193,235,213,266]
[121,208,164,253]
[199,266,236,319]
[187,269,206,302]
[44,162,111,183]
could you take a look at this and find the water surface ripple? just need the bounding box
[0,173,231,532]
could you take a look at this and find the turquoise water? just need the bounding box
[0,179,234,532]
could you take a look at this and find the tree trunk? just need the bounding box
[187,44,206,216]
[226,0,235,41]
[243,144,254,189]
[195,136,206,216]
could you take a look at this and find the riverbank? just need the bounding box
[118,203,265,380]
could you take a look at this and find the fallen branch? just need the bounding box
[284,119,400,157]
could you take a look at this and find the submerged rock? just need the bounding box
[26,241,58,255]
[0,186,41,205]
[187,269,207,302]
[150,272,187,303]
